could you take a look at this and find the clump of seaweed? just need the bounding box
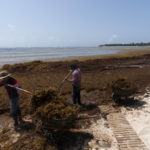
[3,134,57,150]
[30,87,78,130]
[30,87,61,112]
[111,77,137,96]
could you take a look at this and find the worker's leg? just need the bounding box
[15,96,23,122]
[17,104,23,123]
[77,86,81,105]
[9,97,19,126]
[72,85,77,104]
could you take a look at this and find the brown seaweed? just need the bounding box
[111,77,137,96]
[30,87,78,130]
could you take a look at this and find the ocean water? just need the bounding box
[0,46,147,66]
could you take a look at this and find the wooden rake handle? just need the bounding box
[7,84,32,95]
[58,70,72,90]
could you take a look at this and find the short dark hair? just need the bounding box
[70,64,77,70]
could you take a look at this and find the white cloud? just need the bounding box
[108,34,118,43]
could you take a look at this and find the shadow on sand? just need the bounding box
[79,104,99,112]
[15,120,35,132]
[14,120,93,150]
[78,103,101,117]
[115,98,146,108]
[53,131,93,150]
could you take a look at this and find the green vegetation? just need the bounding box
[99,42,150,47]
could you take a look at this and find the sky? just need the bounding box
[0,0,150,47]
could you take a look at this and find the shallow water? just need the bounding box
[0,46,147,66]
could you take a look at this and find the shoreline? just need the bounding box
[32,47,150,62]
[1,47,150,68]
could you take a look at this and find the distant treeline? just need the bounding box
[99,42,150,47]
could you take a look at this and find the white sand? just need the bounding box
[121,87,150,149]
[84,118,119,150]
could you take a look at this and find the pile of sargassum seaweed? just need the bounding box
[111,78,137,96]
[30,87,78,132]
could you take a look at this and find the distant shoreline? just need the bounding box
[99,42,150,47]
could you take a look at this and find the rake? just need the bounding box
[7,84,32,95]
[58,70,72,93]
